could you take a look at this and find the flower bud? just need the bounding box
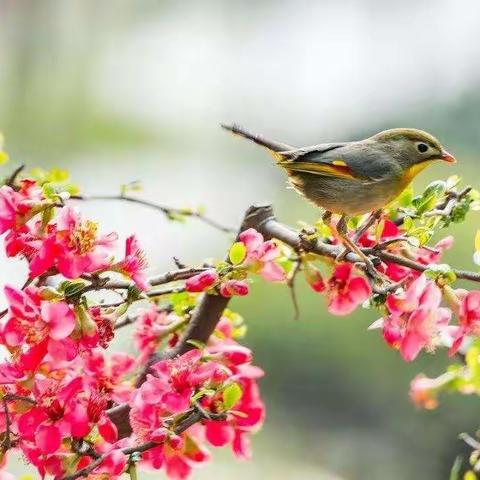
[75,305,98,337]
[303,263,326,293]
[219,280,249,298]
[185,270,219,293]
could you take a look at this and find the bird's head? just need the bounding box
[370,128,456,180]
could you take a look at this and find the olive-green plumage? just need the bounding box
[221,123,456,215]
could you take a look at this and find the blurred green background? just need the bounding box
[1,0,479,478]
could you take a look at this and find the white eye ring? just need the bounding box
[417,142,429,153]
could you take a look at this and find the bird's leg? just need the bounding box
[336,209,382,261]
[333,215,383,280]
[353,209,383,243]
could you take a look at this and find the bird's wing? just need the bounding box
[278,143,374,181]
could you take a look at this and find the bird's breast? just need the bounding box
[287,172,406,215]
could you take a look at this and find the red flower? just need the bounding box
[377,275,452,361]
[185,269,219,293]
[0,181,42,234]
[116,235,149,290]
[449,290,480,355]
[219,280,249,297]
[239,228,285,281]
[29,206,117,279]
[2,285,77,363]
[325,264,371,315]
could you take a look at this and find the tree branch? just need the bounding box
[107,204,264,438]
[248,205,480,283]
[62,407,225,480]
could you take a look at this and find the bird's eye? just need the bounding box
[417,143,429,153]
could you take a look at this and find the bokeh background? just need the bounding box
[1,0,480,478]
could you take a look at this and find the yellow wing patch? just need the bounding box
[278,160,359,180]
[268,150,286,162]
[332,159,348,167]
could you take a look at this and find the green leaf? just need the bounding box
[403,216,414,232]
[425,264,456,284]
[449,456,462,480]
[48,168,70,183]
[41,206,55,229]
[396,184,414,208]
[229,242,247,265]
[62,281,87,298]
[223,382,243,410]
[191,388,216,403]
[375,218,385,243]
[42,183,57,199]
[423,180,447,200]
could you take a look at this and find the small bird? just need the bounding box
[221,123,456,274]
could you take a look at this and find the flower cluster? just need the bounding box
[185,228,285,297]
[129,344,264,479]
[0,170,265,479]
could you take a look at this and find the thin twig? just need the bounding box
[62,407,226,480]
[287,259,302,321]
[353,209,382,243]
[95,286,186,310]
[424,187,472,218]
[1,397,11,450]
[71,194,234,234]
[6,164,25,187]
[82,267,208,291]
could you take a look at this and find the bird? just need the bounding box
[221,123,456,277]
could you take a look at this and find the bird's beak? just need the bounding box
[440,150,456,163]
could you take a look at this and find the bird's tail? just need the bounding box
[220,123,295,154]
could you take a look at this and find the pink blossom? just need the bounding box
[185,269,219,293]
[29,206,117,279]
[325,263,371,315]
[2,285,77,363]
[116,235,149,290]
[220,280,249,297]
[94,449,127,477]
[239,228,285,281]
[379,275,452,361]
[304,264,326,293]
[449,290,480,355]
[416,236,454,265]
[82,349,136,404]
[134,306,181,362]
[0,180,42,234]
[202,346,265,460]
